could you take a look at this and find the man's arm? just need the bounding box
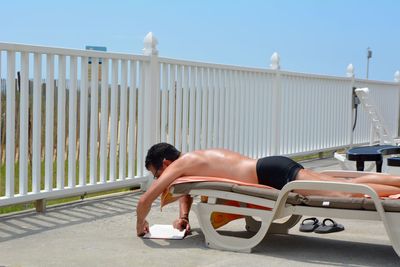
[173,194,193,231]
[136,156,191,236]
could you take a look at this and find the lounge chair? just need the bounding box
[165,171,400,256]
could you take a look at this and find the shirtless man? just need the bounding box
[136,142,400,236]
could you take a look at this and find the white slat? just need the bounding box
[89,58,99,184]
[244,72,250,156]
[109,59,119,181]
[201,68,208,149]
[254,73,261,157]
[127,60,137,178]
[218,69,225,149]
[213,69,221,148]
[160,63,168,142]
[68,56,78,188]
[56,55,66,189]
[19,52,29,195]
[0,52,2,164]
[234,71,241,152]
[175,65,183,150]
[119,60,128,180]
[79,57,89,186]
[168,64,176,144]
[227,70,235,150]
[224,70,231,149]
[238,71,245,154]
[32,53,42,193]
[6,51,16,198]
[136,62,145,175]
[206,68,214,148]
[45,54,54,191]
[188,66,196,151]
[195,67,202,150]
[99,59,109,183]
[181,65,189,153]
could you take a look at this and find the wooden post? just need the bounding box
[35,199,46,213]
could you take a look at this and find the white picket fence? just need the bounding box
[0,32,399,207]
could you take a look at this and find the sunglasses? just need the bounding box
[153,167,160,179]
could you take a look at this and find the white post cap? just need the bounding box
[143,32,158,56]
[270,52,280,70]
[346,64,354,78]
[395,70,400,82]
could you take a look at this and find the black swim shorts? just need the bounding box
[256,156,304,190]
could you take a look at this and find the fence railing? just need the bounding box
[1,32,399,208]
[0,40,152,207]
[156,57,400,157]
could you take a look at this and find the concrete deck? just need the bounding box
[1,158,399,267]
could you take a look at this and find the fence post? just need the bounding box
[142,32,160,178]
[270,52,281,155]
[395,70,400,138]
[346,63,355,147]
[395,71,400,83]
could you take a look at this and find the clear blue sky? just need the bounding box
[1,0,399,81]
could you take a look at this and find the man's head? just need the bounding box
[145,143,181,178]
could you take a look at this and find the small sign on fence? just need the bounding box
[85,45,107,81]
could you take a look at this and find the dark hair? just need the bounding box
[145,143,181,170]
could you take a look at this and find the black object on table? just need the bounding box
[346,145,400,172]
[387,157,400,167]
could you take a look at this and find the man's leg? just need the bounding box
[294,169,400,197]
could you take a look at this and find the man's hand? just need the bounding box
[173,217,191,233]
[136,219,149,237]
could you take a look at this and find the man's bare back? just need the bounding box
[167,149,258,183]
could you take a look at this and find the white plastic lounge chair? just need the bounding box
[167,170,400,256]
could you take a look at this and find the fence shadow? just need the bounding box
[0,191,148,242]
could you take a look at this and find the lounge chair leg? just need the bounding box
[245,215,302,234]
[268,215,302,234]
[193,203,273,253]
[382,213,400,257]
[245,216,261,232]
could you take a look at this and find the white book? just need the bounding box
[143,224,186,240]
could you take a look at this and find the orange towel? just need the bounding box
[161,176,275,208]
[160,176,276,229]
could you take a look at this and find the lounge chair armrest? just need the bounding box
[320,170,389,178]
[270,180,388,224]
[281,180,380,198]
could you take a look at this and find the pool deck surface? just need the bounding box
[1,158,399,267]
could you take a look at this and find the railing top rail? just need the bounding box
[160,56,400,84]
[159,56,271,74]
[355,78,400,86]
[0,42,149,61]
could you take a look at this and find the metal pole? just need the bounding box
[366,47,372,79]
